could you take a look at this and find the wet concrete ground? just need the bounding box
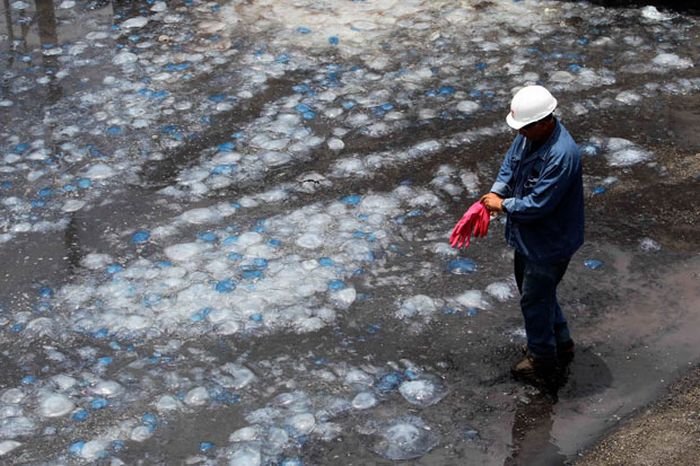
[0,1,699,464]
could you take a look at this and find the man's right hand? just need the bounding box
[480,193,505,213]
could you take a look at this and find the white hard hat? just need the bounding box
[505,85,557,130]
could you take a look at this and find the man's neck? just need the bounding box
[529,121,556,152]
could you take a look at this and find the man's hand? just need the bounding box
[480,192,505,213]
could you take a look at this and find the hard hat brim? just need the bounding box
[505,97,558,130]
[506,112,526,130]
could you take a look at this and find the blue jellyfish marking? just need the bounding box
[77,178,92,189]
[568,63,582,73]
[297,26,311,34]
[280,458,303,466]
[318,257,334,267]
[72,409,89,422]
[106,126,123,136]
[292,83,310,94]
[142,294,161,307]
[91,398,108,410]
[13,143,30,154]
[584,259,603,270]
[328,36,339,45]
[197,231,218,242]
[106,264,124,274]
[217,141,236,152]
[151,90,170,99]
[142,413,158,432]
[69,441,85,455]
[227,252,243,261]
[377,372,404,391]
[97,356,113,366]
[328,279,346,291]
[215,279,236,293]
[211,164,236,175]
[223,235,239,245]
[242,269,263,280]
[199,441,215,453]
[447,258,477,274]
[252,258,269,269]
[340,194,361,206]
[190,307,212,322]
[131,230,150,244]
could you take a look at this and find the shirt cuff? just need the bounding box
[490,181,510,198]
[502,197,515,213]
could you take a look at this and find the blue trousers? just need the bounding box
[514,251,572,360]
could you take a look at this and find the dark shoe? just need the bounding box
[520,340,575,363]
[511,354,556,380]
[557,339,575,365]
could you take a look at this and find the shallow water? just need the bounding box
[0,0,699,464]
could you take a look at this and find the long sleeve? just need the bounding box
[502,149,577,222]
[490,137,521,198]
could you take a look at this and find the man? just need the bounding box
[480,85,584,382]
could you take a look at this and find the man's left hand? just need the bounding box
[480,193,504,213]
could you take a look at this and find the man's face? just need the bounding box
[518,119,548,140]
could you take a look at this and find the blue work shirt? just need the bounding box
[490,120,584,262]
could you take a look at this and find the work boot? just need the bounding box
[557,339,575,365]
[521,340,575,364]
[511,354,557,383]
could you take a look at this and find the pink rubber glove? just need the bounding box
[450,201,490,249]
[449,203,479,247]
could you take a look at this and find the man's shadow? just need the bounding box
[505,347,612,466]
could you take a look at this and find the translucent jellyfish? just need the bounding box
[639,237,661,252]
[370,416,440,460]
[352,392,378,410]
[38,393,75,418]
[485,281,515,302]
[398,376,447,406]
[0,440,22,456]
